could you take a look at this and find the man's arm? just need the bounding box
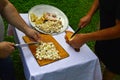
[78,0,99,28]
[86,0,99,17]
[69,20,120,48]
[0,0,30,34]
[0,0,40,41]
[85,20,120,41]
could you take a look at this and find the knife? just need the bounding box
[71,27,81,38]
[15,42,40,47]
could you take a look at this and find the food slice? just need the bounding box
[65,30,73,44]
[65,30,80,52]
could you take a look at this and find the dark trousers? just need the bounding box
[0,57,16,80]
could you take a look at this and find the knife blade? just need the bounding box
[71,27,81,38]
[15,42,40,47]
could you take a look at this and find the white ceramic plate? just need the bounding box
[28,4,69,35]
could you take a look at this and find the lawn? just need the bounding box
[4,0,120,80]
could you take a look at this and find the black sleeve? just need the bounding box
[116,1,120,20]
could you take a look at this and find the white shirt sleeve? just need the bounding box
[0,15,4,41]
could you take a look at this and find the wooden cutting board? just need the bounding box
[22,33,69,66]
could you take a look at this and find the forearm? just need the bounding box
[86,0,99,17]
[1,1,29,34]
[85,24,120,41]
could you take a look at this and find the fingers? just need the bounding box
[78,21,86,28]
[29,30,40,42]
[8,42,15,51]
[0,42,15,58]
[78,18,85,28]
[33,31,40,41]
[74,48,80,52]
[69,41,80,52]
[78,15,91,28]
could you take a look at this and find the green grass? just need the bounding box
[4,0,119,80]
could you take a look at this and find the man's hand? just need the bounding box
[78,15,92,28]
[65,31,80,52]
[69,34,87,49]
[25,28,40,42]
[0,42,15,58]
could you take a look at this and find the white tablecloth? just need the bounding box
[12,13,102,80]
